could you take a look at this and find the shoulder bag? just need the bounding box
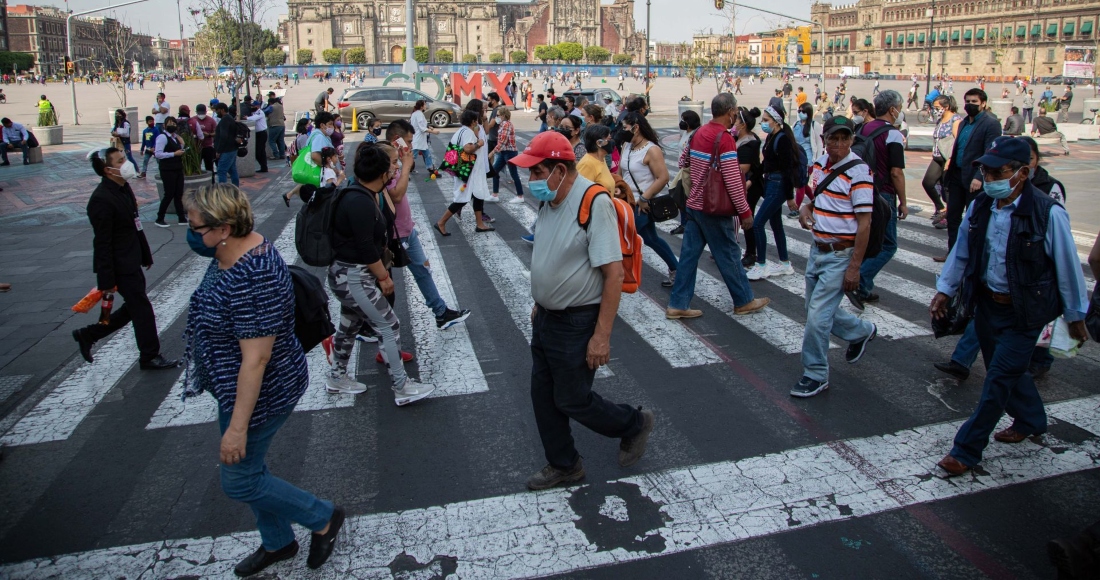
[626,143,678,222]
[291,133,321,187]
[697,131,735,216]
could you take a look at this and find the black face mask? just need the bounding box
[164,124,177,133]
[964,103,981,117]
[616,129,633,143]
[372,127,382,136]
[678,120,688,131]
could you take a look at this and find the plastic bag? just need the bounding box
[1049,317,1082,359]
[72,287,105,314]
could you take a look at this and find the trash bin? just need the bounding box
[677,100,704,122]
[989,99,1013,123]
[238,119,257,178]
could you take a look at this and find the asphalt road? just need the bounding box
[0,128,1099,579]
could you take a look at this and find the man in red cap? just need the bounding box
[509,131,656,491]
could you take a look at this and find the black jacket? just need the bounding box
[214,113,239,154]
[946,111,1002,186]
[87,178,153,290]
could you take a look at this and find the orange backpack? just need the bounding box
[577,184,643,293]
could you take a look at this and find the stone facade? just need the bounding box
[6,5,157,76]
[284,0,644,64]
[809,0,1100,79]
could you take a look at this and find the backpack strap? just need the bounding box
[577,184,611,230]
[812,159,864,199]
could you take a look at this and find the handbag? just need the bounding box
[626,144,678,222]
[439,127,476,183]
[668,167,690,210]
[696,131,736,216]
[291,133,321,187]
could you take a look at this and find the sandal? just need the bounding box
[475,226,496,232]
[433,223,451,237]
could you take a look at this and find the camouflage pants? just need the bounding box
[328,261,406,388]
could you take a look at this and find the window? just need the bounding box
[963,50,971,63]
[306,27,312,34]
[307,39,313,46]
[1016,49,1024,62]
[918,53,925,64]
[886,53,892,64]
[989,50,998,63]
[1046,48,1055,61]
[898,53,904,64]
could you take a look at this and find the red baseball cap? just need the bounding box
[509,131,576,168]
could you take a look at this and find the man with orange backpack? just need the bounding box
[509,131,654,492]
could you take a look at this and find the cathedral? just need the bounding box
[284,0,645,64]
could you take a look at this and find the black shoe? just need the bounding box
[661,270,676,288]
[619,409,656,467]
[845,324,876,363]
[670,224,685,235]
[1030,366,1050,380]
[72,329,94,363]
[527,459,586,490]
[257,168,268,173]
[234,540,298,577]
[139,355,179,370]
[862,293,880,303]
[307,505,345,569]
[154,219,170,228]
[934,360,970,381]
[845,290,864,311]
[741,253,757,269]
[23,160,29,165]
[436,308,471,329]
[0,161,10,166]
[790,376,829,398]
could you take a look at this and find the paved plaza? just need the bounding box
[0,75,1098,578]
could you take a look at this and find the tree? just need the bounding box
[322,48,343,64]
[534,45,559,63]
[346,47,367,64]
[0,52,34,73]
[462,54,478,63]
[191,0,278,99]
[585,46,611,63]
[101,19,140,107]
[612,53,633,65]
[414,46,430,63]
[556,42,584,63]
[297,49,314,64]
[510,50,528,63]
[489,53,504,63]
[261,48,286,67]
[677,45,704,101]
[434,49,454,63]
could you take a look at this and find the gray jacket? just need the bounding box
[1003,114,1025,136]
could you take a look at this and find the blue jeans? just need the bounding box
[950,295,1048,467]
[218,409,333,551]
[1,138,29,163]
[402,227,447,317]
[141,151,155,174]
[268,125,286,158]
[414,147,435,170]
[670,208,754,310]
[531,304,642,468]
[950,319,1054,371]
[754,175,790,264]
[216,152,239,186]
[858,193,898,297]
[801,246,875,382]
[492,150,524,196]
[635,208,678,273]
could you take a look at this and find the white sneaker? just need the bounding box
[745,263,769,280]
[508,196,526,204]
[393,379,436,406]
[766,261,795,277]
[326,372,366,394]
[355,334,379,343]
[485,195,500,203]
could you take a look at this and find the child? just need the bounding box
[138,116,159,178]
[319,146,344,188]
[364,119,383,144]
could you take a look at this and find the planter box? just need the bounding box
[677,101,704,121]
[154,171,212,216]
[30,125,63,146]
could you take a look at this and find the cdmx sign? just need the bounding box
[382,71,515,106]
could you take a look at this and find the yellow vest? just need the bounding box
[37,100,52,113]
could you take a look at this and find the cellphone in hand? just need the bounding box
[394,137,408,150]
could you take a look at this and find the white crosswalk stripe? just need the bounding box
[10,393,1100,579]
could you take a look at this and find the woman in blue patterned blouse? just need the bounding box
[182,184,344,577]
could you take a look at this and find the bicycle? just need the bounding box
[1081,108,1099,125]
[916,102,935,124]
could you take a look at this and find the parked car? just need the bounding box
[860,71,882,80]
[562,88,624,106]
[337,87,461,128]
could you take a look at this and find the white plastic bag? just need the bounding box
[1049,317,1082,359]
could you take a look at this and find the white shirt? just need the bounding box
[153,101,171,124]
[247,109,268,132]
[2,122,28,143]
[410,110,430,150]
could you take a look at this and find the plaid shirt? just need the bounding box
[493,121,516,152]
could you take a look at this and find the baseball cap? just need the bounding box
[973,136,1030,167]
[822,116,856,137]
[209,98,220,106]
[509,131,575,167]
[604,95,612,101]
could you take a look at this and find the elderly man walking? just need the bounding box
[509,131,656,491]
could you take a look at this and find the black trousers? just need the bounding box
[921,156,946,211]
[201,146,216,181]
[945,175,978,250]
[157,167,185,222]
[742,186,764,257]
[254,130,268,171]
[81,269,160,361]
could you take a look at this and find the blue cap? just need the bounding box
[973,136,1030,168]
[209,98,220,106]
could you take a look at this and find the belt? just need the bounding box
[981,286,1013,305]
[537,303,601,315]
[814,240,854,252]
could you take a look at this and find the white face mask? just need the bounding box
[197,114,206,120]
[117,163,138,181]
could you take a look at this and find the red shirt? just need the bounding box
[678,121,750,219]
[189,115,217,149]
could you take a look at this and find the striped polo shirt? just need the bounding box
[807,151,874,244]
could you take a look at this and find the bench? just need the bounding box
[4,144,42,164]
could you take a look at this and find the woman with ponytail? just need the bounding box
[746,106,799,281]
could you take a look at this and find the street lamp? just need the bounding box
[925,0,934,96]
[176,0,187,72]
[66,0,152,125]
[403,0,417,74]
[644,0,651,91]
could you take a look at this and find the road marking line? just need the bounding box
[10,394,1100,579]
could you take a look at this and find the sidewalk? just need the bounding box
[0,146,291,420]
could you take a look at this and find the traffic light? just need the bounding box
[65,57,74,74]
[715,0,725,9]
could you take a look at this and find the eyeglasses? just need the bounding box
[979,166,1018,180]
[188,223,216,235]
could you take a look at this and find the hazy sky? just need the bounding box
[20,0,811,44]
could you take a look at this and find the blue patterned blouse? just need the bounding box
[182,239,308,428]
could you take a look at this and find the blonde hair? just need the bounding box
[496,106,511,121]
[184,184,254,237]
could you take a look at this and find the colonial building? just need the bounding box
[809,0,1100,79]
[283,0,645,64]
[6,5,158,75]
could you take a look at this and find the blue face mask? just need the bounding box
[760,121,773,134]
[528,167,562,202]
[983,171,1019,199]
[186,229,218,257]
[798,112,808,121]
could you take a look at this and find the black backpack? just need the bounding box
[235,121,251,146]
[287,265,334,353]
[812,159,891,259]
[850,124,893,190]
[772,131,810,189]
[294,186,348,267]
